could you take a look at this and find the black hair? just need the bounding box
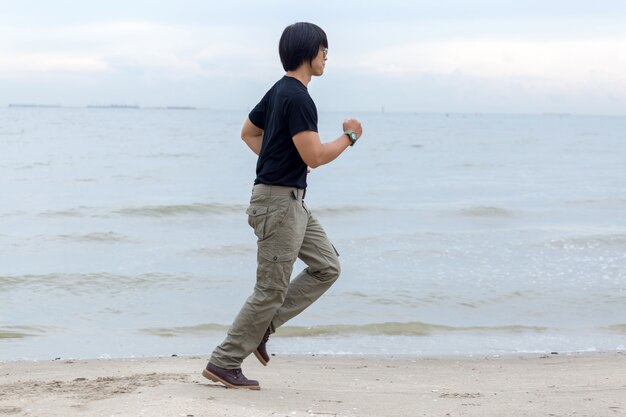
[279,22,328,72]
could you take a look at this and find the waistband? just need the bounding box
[252,184,306,200]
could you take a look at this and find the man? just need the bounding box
[203,22,363,390]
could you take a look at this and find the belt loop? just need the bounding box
[291,189,298,200]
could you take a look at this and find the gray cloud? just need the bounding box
[1,1,625,114]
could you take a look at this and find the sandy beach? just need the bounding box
[1,352,624,417]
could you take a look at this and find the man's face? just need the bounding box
[310,46,328,76]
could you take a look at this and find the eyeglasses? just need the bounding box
[322,48,328,58]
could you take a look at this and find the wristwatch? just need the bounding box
[344,130,358,146]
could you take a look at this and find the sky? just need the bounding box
[1,0,626,115]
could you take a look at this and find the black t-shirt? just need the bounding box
[248,76,318,189]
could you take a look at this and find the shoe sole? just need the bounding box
[254,349,268,366]
[202,369,261,390]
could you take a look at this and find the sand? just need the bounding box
[1,352,624,417]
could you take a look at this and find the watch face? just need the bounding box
[350,132,357,140]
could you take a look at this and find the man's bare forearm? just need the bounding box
[242,134,263,155]
[240,117,264,155]
[314,134,352,167]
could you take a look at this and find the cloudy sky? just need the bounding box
[1,0,625,114]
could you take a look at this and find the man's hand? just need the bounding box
[343,118,363,139]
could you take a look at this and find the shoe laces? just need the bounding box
[261,329,270,344]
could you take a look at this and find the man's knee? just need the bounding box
[315,254,341,283]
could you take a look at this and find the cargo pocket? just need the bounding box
[256,245,297,290]
[246,205,268,240]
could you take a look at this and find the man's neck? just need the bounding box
[285,66,312,87]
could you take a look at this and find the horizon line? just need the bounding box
[4,103,626,118]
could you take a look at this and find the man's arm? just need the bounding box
[241,117,263,155]
[292,118,363,168]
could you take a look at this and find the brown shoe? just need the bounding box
[254,328,271,366]
[202,363,260,390]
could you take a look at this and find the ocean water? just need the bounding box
[1,107,625,360]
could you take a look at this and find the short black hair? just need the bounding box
[279,22,328,72]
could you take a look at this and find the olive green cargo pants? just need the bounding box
[210,184,341,369]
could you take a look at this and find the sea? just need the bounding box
[1,107,625,361]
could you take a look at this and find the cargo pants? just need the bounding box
[210,184,341,369]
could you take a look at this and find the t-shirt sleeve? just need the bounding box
[248,93,268,129]
[286,93,318,137]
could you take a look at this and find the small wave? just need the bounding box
[456,291,542,308]
[0,273,197,293]
[53,232,137,244]
[41,203,246,218]
[604,324,626,334]
[346,290,540,309]
[274,322,550,337]
[41,206,99,218]
[312,205,377,216]
[112,203,246,217]
[0,210,27,217]
[141,321,551,338]
[0,326,47,339]
[42,203,380,219]
[345,291,370,298]
[547,234,626,249]
[344,290,443,308]
[459,206,513,218]
[0,330,31,339]
[14,162,52,170]
[140,323,229,337]
[565,198,626,206]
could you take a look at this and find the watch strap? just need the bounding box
[344,131,358,146]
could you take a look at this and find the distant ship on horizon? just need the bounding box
[87,104,140,109]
